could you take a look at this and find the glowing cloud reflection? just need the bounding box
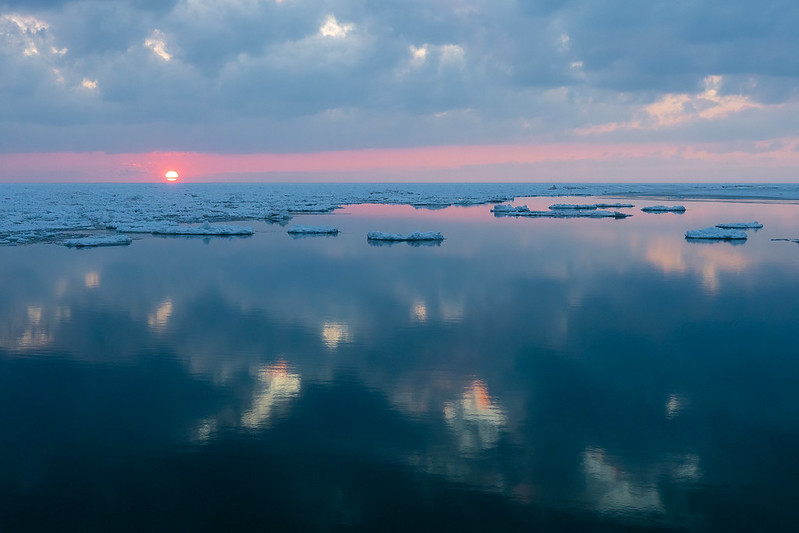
[241,362,301,429]
[443,380,507,453]
[148,299,173,330]
[321,321,352,350]
[582,447,664,515]
[84,272,99,289]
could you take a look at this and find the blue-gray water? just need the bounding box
[1,197,798,532]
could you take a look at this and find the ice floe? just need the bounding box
[491,204,531,214]
[492,204,630,219]
[595,202,634,208]
[63,235,132,248]
[287,225,339,235]
[367,231,444,241]
[641,205,686,213]
[265,211,293,223]
[715,222,763,229]
[685,227,748,240]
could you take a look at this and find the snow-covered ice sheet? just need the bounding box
[287,225,339,234]
[367,231,444,241]
[63,235,132,248]
[641,205,686,213]
[715,222,763,229]
[685,227,748,240]
[492,204,630,219]
[2,182,798,245]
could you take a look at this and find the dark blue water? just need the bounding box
[1,198,798,531]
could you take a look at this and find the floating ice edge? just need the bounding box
[1,183,797,245]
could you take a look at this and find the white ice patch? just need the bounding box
[685,227,747,240]
[491,204,530,213]
[641,205,686,213]
[367,231,444,241]
[715,222,763,229]
[63,235,132,248]
[287,225,339,235]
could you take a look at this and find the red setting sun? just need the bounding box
[165,170,179,182]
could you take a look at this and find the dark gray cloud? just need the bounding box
[1,0,797,153]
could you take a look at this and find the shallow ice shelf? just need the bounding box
[642,205,686,213]
[716,222,763,229]
[549,203,599,210]
[367,231,444,241]
[64,235,132,248]
[287,225,339,235]
[151,221,253,235]
[685,227,748,240]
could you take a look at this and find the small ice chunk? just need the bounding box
[715,222,763,229]
[367,231,444,241]
[642,205,686,213]
[287,225,339,234]
[266,211,292,222]
[491,204,530,214]
[64,235,132,248]
[595,203,634,208]
[685,227,747,240]
[549,204,598,210]
[152,221,254,235]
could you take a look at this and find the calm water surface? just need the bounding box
[1,197,798,531]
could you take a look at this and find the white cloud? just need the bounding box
[645,75,763,127]
[556,32,571,52]
[319,14,354,38]
[577,75,766,136]
[410,44,428,64]
[81,78,98,90]
[439,44,465,67]
[144,29,172,61]
[1,14,50,57]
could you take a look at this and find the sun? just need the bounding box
[165,170,179,182]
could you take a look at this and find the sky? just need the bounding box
[1,0,798,182]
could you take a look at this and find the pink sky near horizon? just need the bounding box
[2,139,798,183]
